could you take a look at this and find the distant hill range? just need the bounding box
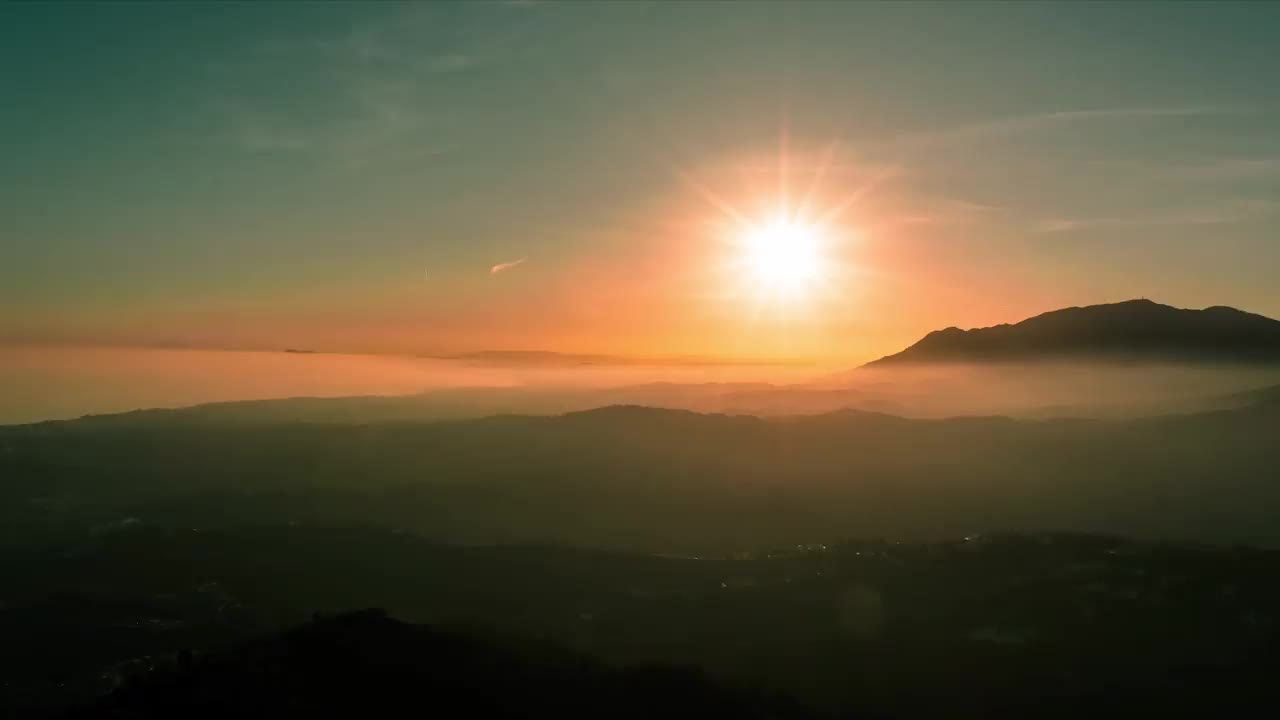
[864,299,1280,366]
[6,386,1280,550]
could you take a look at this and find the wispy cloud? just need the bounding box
[879,196,1007,229]
[490,257,528,275]
[207,5,511,164]
[215,100,314,153]
[1032,199,1277,233]
[213,88,452,167]
[888,105,1247,150]
[426,53,474,73]
[1090,156,1280,183]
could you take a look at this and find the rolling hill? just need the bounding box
[4,386,1280,551]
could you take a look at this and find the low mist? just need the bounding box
[6,345,1280,425]
[821,362,1280,419]
[0,345,827,425]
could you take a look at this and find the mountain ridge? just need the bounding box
[864,299,1280,367]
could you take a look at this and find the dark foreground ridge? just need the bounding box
[67,609,811,720]
[865,299,1280,366]
[5,528,1280,719]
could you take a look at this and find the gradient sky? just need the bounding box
[4,1,1280,363]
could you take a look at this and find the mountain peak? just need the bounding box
[864,300,1280,367]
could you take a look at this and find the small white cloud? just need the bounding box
[490,257,527,275]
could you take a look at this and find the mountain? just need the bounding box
[864,300,1280,366]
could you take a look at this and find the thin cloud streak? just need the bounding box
[887,105,1248,151]
[1032,199,1278,233]
[1091,156,1280,183]
[490,257,528,275]
[880,197,1008,229]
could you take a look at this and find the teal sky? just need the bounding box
[4,1,1280,361]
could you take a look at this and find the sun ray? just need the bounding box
[672,166,754,229]
[798,140,841,221]
[778,127,789,215]
[812,163,899,230]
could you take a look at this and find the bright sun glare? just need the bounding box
[685,141,879,319]
[740,216,827,292]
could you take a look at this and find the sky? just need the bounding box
[4,1,1280,364]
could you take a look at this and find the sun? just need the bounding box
[679,141,882,321]
[739,215,827,293]
[724,210,838,312]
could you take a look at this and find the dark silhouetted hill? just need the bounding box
[864,300,1280,366]
[27,534,1280,719]
[67,609,813,720]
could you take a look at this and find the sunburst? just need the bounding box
[682,140,885,322]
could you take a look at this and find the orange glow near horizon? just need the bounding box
[0,139,1044,367]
